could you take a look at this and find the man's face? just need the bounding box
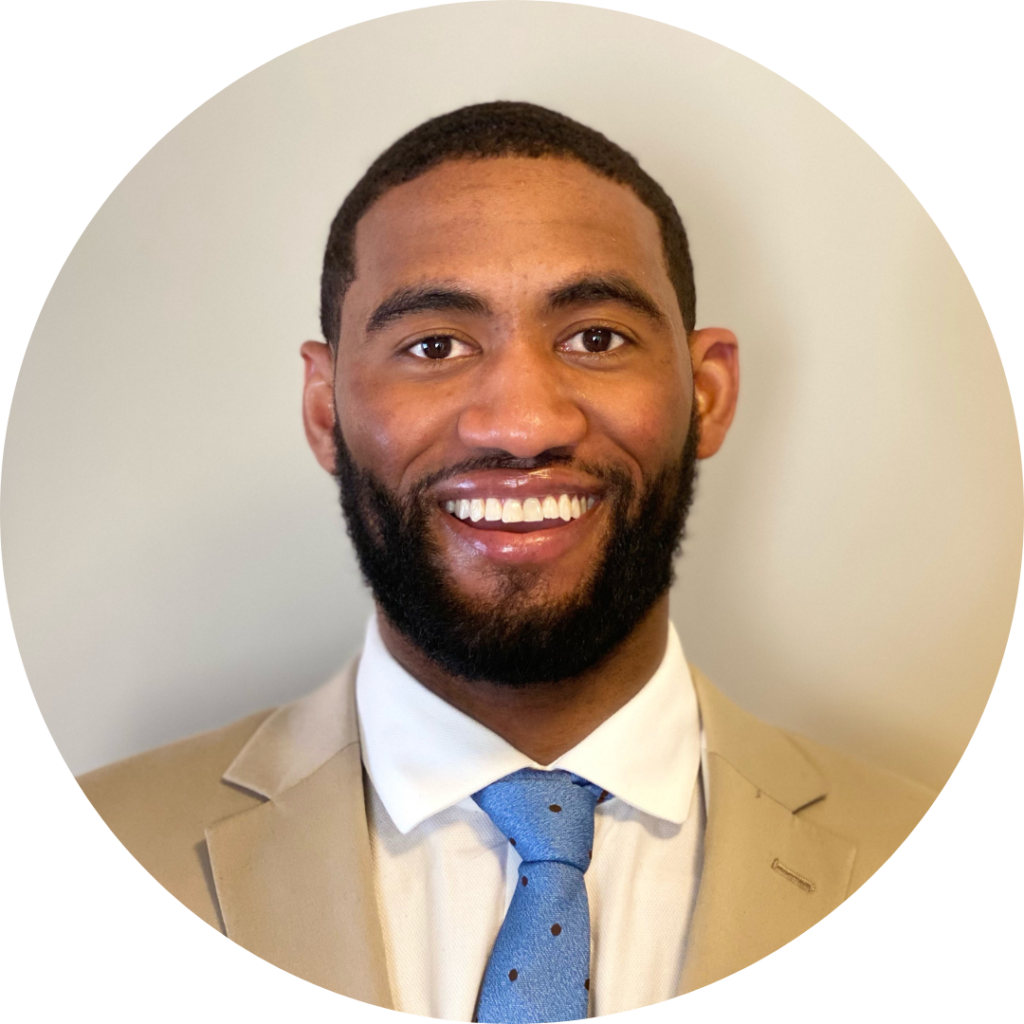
[303,157,735,683]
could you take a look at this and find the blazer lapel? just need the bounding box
[200,655,855,1003]
[679,670,857,994]
[204,660,393,1009]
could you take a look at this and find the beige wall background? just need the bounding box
[2,2,1019,787]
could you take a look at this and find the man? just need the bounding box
[79,102,934,1021]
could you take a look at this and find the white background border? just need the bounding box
[2,1,1020,1020]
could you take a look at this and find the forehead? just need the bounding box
[348,156,674,308]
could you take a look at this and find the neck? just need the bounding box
[376,596,670,765]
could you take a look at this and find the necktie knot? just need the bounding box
[473,769,605,874]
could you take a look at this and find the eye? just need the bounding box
[407,335,474,360]
[563,326,628,354]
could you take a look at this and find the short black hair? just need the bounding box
[320,101,696,346]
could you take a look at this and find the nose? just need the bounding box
[457,339,588,458]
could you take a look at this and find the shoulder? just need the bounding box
[77,709,273,928]
[782,730,937,891]
[78,708,273,824]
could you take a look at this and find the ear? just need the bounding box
[689,327,739,459]
[300,341,339,474]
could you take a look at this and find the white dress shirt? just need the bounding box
[356,614,705,1020]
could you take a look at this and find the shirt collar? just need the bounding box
[356,614,701,834]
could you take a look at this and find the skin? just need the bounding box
[302,156,739,764]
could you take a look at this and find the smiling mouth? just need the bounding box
[443,493,597,532]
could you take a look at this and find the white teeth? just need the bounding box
[452,494,595,523]
[502,499,524,523]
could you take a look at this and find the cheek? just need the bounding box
[335,368,457,486]
[589,370,692,473]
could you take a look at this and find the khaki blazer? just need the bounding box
[78,659,934,1009]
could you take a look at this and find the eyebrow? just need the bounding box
[545,274,669,326]
[365,285,491,334]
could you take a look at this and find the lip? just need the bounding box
[430,467,606,503]
[439,498,606,564]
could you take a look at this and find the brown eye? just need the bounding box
[418,336,453,359]
[407,335,473,360]
[582,328,614,352]
[563,327,627,354]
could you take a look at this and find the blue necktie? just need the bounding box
[473,769,609,1024]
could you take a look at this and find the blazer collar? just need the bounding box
[206,657,394,1009]
[222,659,361,800]
[693,667,827,813]
[680,667,856,994]
[220,651,828,816]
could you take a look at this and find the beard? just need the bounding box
[333,411,699,686]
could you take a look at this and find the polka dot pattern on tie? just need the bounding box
[473,769,609,1023]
